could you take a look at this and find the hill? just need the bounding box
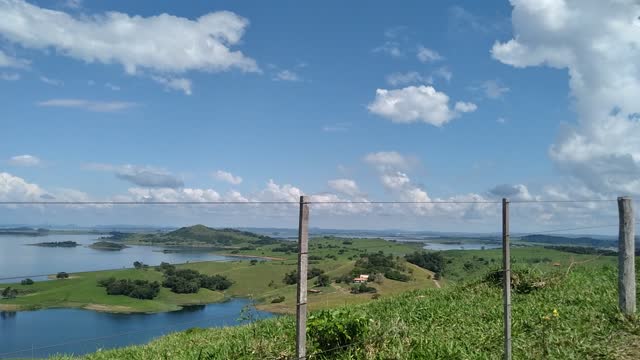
[49,264,640,359]
[118,225,279,247]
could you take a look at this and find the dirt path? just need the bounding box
[433,279,441,288]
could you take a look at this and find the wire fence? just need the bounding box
[0,198,635,359]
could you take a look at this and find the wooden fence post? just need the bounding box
[617,197,636,316]
[296,196,310,360]
[502,198,512,360]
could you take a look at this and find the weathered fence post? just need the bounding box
[617,196,636,316]
[296,195,309,359]
[502,198,511,360]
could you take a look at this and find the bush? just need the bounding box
[483,266,551,294]
[283,270,297,285]
[249,259,258,265]
[20,278,34,285]
[270,296,285,303]
[156,262,176,275]
[384,269,411,282]
[308,310,370,355]
[308,268,324,279]
[1,287,18,299]
[56,272,69,279]
[350,283,377,294]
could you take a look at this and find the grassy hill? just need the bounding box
[120,225,279,247]
[49,264,640,359]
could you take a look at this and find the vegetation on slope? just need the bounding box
[89,241,128,250]
[50,264,640,359]
[118,225,279,247]
[29,241,78,247]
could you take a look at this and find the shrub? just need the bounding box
[56,272,69,279]
[270,296,285,303]
[483,266,551,294]
[350,283,377,294]
[283,270,297,285]
[20,278,34,285]
[250,259,258,265]
[308,268,324,279]
[308,310,370,355]
[384,269,411,282]
[308,255,323,261]
[1,287,18,299]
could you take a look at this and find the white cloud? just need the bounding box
[416,45,443,63]
[86,163,184,188]
[150,75,192,95]
[493,0,640,196]
[0,49,29,68]
[488,184,535,201]
[0,72,20,81]
[63,0,82,9]
[214,170,243,185]
[8,154,40,167]
[364,151,413,172]
[37,99,137,112]
[40,76,63,86]
[273,70,301,82]
[497,117,507,124]
[368,85,477,126]
[0,172,45,201]
[328,179,360,197]
[386,71,432,87]
[482,79,510,99]
[0,0,258,76]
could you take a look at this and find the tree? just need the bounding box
[283,270,297,285]
[20,278,34,285]
[133,261,143,269]
[250,259,258,266]
[56,272,69,279]
[315,274,331,287]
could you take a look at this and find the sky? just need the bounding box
[0,0,638,232]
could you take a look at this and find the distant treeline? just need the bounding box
[521,234,619,248]
[0,227,49,236]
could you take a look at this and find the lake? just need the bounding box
[0,299,272,359]
[0,234,238,283]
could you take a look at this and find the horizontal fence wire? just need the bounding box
[0,199,622,205]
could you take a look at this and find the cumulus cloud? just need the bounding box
[214,170,243,185]
[37,99,137,112]
[8,154,40,167]
[0,0,258,86]
[328,179,360,197]
[488,184,535,201]
[416,45,443,63]
[368,85,477,126]
[0,172,44,201]
[493,0,640,196]
[86,163,184,188]
[364,151,414,172]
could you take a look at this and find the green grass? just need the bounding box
[48,264,640,359]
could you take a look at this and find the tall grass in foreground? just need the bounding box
[51,264,639,359]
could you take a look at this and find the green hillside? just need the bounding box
[49,264,639,359]
[121,225,279,247]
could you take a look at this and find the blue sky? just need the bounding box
[1,0,637,230]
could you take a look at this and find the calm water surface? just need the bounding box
[0,234,237,282]
[0,299,272,359]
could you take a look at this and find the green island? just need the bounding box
[88,241,128,251]
[29,241,79,248]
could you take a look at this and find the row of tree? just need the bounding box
[157,263,232,294]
